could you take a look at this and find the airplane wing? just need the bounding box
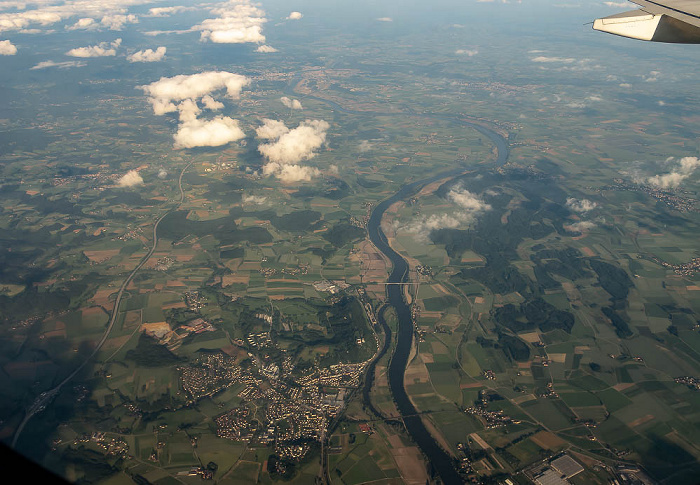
[593,0,700,43]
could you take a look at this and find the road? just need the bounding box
[12,161,194,449]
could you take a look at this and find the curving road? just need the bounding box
[12,161,193,449]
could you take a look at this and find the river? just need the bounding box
[363,116,509,484]
[299,91,510,483]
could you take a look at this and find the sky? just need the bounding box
[0,0,699,183]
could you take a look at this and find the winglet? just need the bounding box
[593,9,663,41]
[593,8,700,42]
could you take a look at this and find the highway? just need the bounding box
[12,161,194,448]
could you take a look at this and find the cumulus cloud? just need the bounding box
[140,71,251,149]
[174,116,246,149]
[647,156,700,188]
[566,198,598,212]
[0,0,146,33]
[287,11,303,20]
[256,44,277,52]
[531,56,576,63]
[67,14,137,32]
[280,96,302,110]
[157,169,168,179]
[455,49,478,56]
[376,17,393,22]
[0,0,151,34]
[257,119,330,182]
[643,70,660,82]
[193,0,267,44]
[127,46,166,62]
[407,185,490,240]
[202,95,224,111]
[139,71,250,115]
[243,194,267,204]
[256,118,290,140]
[66,17,95,30]
[147,6,195,17]
[258,119,329,164]
[262,162,320,183]
[175,98,201,122]
[118,170,143,187]
[564,221,596,233]
[31,59,86,69]
[66,38,121,57]
[100,14,137,30]
[448,186,492,213]
[0,39,16,55]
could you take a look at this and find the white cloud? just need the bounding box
[280,96,302,110]
[448,186,491,213]
[256,44,277,52]
[657,100,665,106]
[147,6,195,17]
[407,185,490,240]
[127,46,166,62]
[66,17,95,30]
[157,169,168,179]
[531,56,576,63]
[139,71,250,115]
[258,119,329,164]
[175,98,201,122]
[140,71,251,149]
[376,17,393,22]
[262,162,320,183]
[358,140,373,152]
[287,11,303,20]
[66,38,121,57]
[118,169,143,187]
[647,156,700,188]
[243,194,267,204]
[258,119,330,182]
[0,0,150,33]
[256,118,290,140]
[455,49,478,56]
[0,39,16,55]
[566,197,598,212]
[144,28,190,36]
[202,95,224,111]
[643,70,660,82]
[100,13,137,30]
[193,0,267,44]
[564,221,595,232]
[31,59,86,69]
[174,116,246,149]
